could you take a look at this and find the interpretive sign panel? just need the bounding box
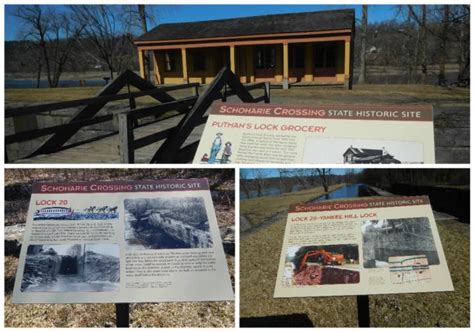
[274,196,453,298]
[193,102,435,164]
[13,179,234,303]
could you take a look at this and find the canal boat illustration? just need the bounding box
[34,207,74,220]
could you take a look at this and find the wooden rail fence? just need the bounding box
[5,67,270,163]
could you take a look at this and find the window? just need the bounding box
[193,52,206,71]
[256,46,276,69]
[164,52,176,72]
[314,42,338,68]
[289,45,305,68]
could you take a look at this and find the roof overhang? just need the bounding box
[135,29,353,50]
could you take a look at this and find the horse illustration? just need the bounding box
[84,206,96,213]
[96,206,108,213]
[108,206,118,214]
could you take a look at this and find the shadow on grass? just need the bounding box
[240,313,313,327]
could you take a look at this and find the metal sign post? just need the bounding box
[115,303,130,327]
[356,295,370,327]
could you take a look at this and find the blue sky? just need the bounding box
[241,168,363,179]
[5,4,398,41]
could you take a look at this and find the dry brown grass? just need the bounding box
[270,84,469,106]
[5,83,468,106]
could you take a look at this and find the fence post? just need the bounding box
[222,84,227,102]
[127,83,136,111]
[116,113,134,163]
[264,82,270,103]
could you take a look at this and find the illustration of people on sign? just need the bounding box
[208,133,223,163]
[204,133,233,163]
[220,142,232,164]
[200,153,209,162]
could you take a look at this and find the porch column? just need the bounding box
[283,43,289,89]
[246,46,255,82]
[181,48,188,83]
[230,45,236,73]
[344,40,351,89]
[304,43,314,82]
[152,51,162,85]
[138,49,146,79]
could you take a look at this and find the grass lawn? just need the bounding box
[240,191,469,327]
[269,84,469,106]
[4,85,197,106]
[5,84,468,106]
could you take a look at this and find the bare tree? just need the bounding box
[138,5,151,80]
[253,169,266,197]
[277,169,294,193]
[240,170,252,199]
[457,5,470,83]
[122,4,156,80]
[419,5,428,84]
[14,5,80,88]
[292,169,309,190]
[438,5,450,85]
[358,5,368,84]
[316,169,331,193]
[70,5,134,79]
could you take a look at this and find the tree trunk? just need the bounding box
[358,5,368,84]
[438,5,450,85]
[40,40,53,88]
[316,169,330,193]
[420,5,427,84]
[457,5,470,84]
[138,5,151,81]
[35,52,42,89]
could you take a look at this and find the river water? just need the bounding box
[241,183,372,201]
[310,183,372,203]
[5,79,106,89]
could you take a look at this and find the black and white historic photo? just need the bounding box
[361,217,440,268]
[124,197,213,250]
[303,137,424,164]
[21,244,120,292]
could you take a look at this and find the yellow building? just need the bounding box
[134,9,355,89]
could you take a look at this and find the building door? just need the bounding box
[255,46,276,80]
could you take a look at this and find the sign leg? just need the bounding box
[357,295,370,327]
[115,303,130,327]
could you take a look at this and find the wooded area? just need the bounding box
[241,168,469,198]
[5,5,470,87]
[354,5,469,85]
[240,169,358,198]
